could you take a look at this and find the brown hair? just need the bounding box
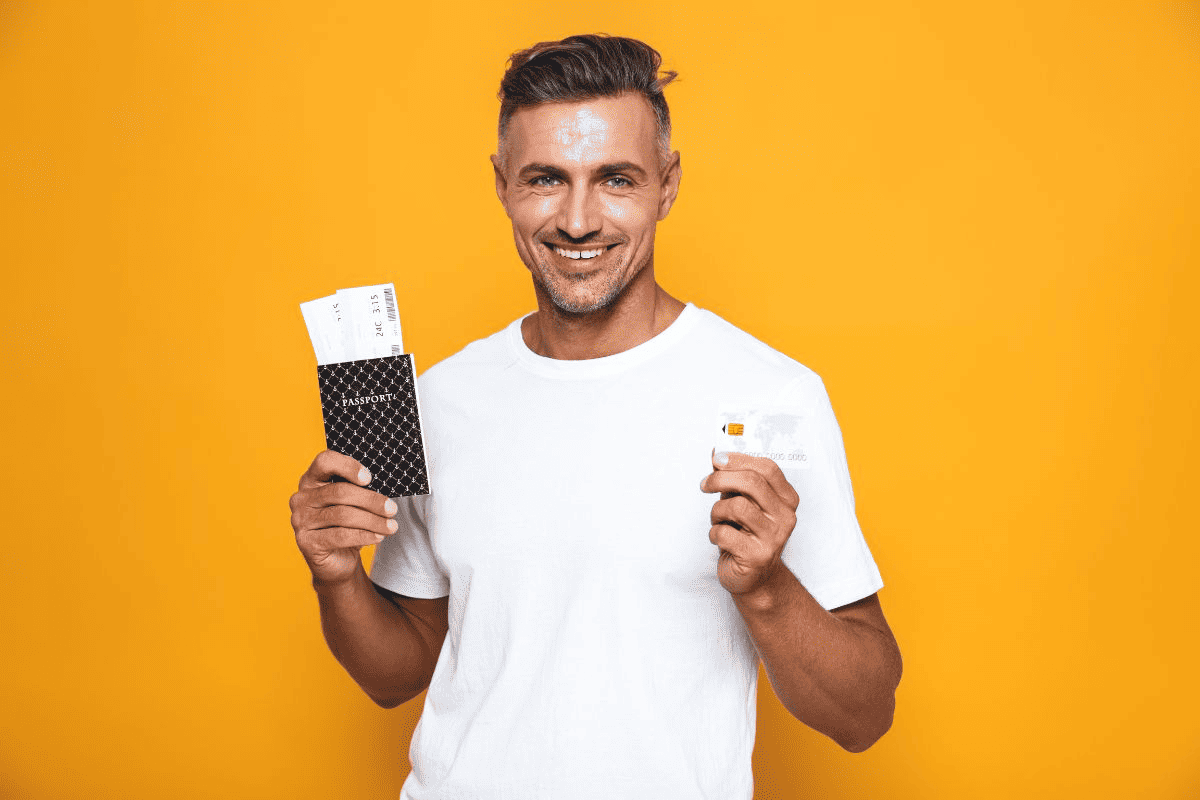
[497,34,678,165]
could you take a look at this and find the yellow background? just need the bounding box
[2,1,1197,797]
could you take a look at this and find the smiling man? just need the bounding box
[290,34,901,799]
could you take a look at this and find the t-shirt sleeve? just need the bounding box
[369,493,450,598]
[779,376,883,610]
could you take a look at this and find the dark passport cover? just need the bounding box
[316,354,430,497]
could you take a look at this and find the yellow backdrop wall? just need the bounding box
[2,2,1197,798]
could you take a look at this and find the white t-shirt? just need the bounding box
[371,303,883,800]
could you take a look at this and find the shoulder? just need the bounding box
[689,306,828,403]
[417,319,520,381]
[416,318,523,397]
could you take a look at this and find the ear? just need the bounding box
[657,151,682,221]
[491,153,511,217]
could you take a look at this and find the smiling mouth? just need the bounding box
[544,242,619,260]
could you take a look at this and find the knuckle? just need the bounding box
[731,496,752,519]
[313,504,336,527]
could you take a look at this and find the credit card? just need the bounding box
[715,406,811,471]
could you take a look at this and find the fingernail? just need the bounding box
[714,451,729,466]
[386,519,398,533]
[384,499,398,515]
[358,467,371,484]
[699,476,708,491]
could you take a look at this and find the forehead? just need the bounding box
[505,93,658,169]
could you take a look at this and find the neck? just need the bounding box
[521,268,685,360]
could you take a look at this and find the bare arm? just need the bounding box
[291,450,449,708]
[733,579,901,752]
[314,565,449,708]
[701,451,902,752]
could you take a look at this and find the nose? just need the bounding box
[556,181,603,241]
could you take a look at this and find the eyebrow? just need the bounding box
[518,163,569,180]
[596,162,648,180]
[517,161,649,181]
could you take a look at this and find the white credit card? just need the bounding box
[715,406,811,471]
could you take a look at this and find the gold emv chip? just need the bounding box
[725,423,744,436]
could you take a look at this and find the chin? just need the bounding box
[544,284,622,315]
[531,262,628,316]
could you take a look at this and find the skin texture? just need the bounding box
[290,90,902,750]
[491,93,684,360]
[701,450,902,751]
[289,450,447,708]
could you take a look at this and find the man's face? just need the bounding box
[492,93,681,315]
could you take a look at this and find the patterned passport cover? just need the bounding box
[316,354,430,497]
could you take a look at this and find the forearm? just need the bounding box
[733,567,901,752]
[314,561,437,708]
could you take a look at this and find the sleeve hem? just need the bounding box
[807,576,885,612]
[369,571,450,600]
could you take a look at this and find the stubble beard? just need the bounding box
[525,242,651,316]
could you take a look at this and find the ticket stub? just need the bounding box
[300,283,403,365]
[299,294,348,365]
[715,406,811,472]
[335,284,403,359]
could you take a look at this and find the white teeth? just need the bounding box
[554,246,605,260]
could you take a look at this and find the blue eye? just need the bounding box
[606,176,631,187]
[530,175,560,187]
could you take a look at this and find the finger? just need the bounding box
[304,525,392,552]
[299,449,371,491]
[713,451,799,507]
[709,522,753,557]
[710,494,770,534]
[310,504,398,538]
[702,467,779,514]
[308,480,398,518]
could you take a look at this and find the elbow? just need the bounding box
[369,692,405,710]
[363,680,427,710]
[837,695,895,753]
[839,725,888,753]
[842,638,903,752]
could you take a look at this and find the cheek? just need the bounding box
[602,196,657,232]
[511,197,559,233]
[602,196,658,223]
[601,196,628,220]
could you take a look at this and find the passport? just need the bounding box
[316,353,431,497]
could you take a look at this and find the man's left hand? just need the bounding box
[700,451,800,597]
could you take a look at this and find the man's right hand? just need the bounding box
[289,450,399,586]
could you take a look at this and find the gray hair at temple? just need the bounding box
[496,34,678,170]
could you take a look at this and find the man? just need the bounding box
[290,34,901,799]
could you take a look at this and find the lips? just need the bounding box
[542,242,620,262]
